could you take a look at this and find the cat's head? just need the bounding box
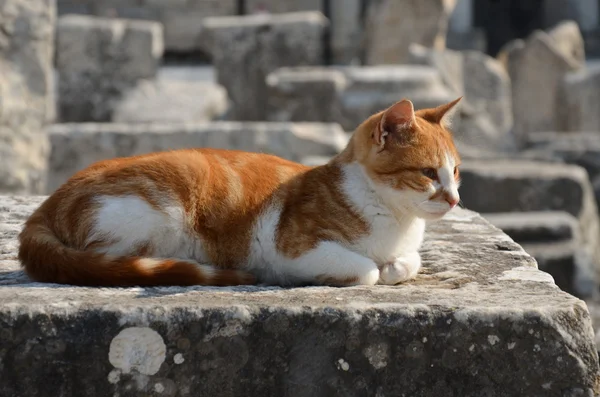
[350,98,462,220]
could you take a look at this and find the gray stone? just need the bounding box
[245,0,322,13]
[56,15,164,122]
[462,51,512,137]
[112,79,230,123]
[267,65,455,131]
[202,12,328,121]
[525,131,600,219]
[485,211,584,296]
[407,45,515,151]
[548,20,586,69]
[47,122,348,192]
[56,0,237,53]
[562,64,600,132]
[329,0,362,64]
[160,0,236,53]
[460,160,600,297]
[500,30,582,144]
[266,68,347,124]
[364,0,457,65]
[485,211,578,244]
[0,0,55,194]
[1,196,599,396]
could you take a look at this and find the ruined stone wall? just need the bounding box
[0,0,55,194]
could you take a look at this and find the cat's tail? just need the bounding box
[18,213,256,287]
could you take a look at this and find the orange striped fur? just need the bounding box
[19,98,462,287]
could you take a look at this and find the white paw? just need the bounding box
[378,253,421,285]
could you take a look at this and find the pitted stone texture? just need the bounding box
[485,211,581,296]
[246,0,322,13]
[364,0,457,65]
[203,12,328,121]
[267,65,454,131]
[0,198,598,396]
[460,160,600,298]
[0,0,55,194]
[56,15,164,122]
[112,79,229,123]
[500,29,583,144]
[47,122,348,192]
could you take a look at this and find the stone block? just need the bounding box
[112,79,229,123]
[47,122,348,192]
[0,0,55,194]
[408,44,514,151]
[499,28,583,144]
[460,160,600,297]
[364,0,457,65]
[562,64,600,132]
[202,12,328,121]
[266,68,347,124]
[485,211,584,296]
[267,65,454,131]
[56,15,164,122]
[548,20,586,68]
[245,0,322,13]
[1,198,599,396]
[525,131,600,218]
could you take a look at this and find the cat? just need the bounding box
[18,97,462,287]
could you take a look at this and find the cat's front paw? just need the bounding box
[378,253,421,285]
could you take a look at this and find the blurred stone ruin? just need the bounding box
[3,0,600,394]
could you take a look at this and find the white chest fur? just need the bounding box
[340,162,425,264]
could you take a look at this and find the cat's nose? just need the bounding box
[444,193,459,208]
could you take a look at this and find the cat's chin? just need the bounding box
[417,209,450,220]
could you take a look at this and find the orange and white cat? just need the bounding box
[19,98,461,287]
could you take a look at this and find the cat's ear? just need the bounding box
[417,97,462,127]
[374,99,416,149]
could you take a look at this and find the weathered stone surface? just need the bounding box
[462,50,513,138]
[112,79,229,123]
[47,122,348,192]
[562,64,600,132]
[0,0,55,194]
[57,0,237,53]
[460,160,600,297]
[267,65,454,131]
[0,196,598,396]
[364,0,457,65]
[266,68,347,124]
[246,0,322,13]
[525,131,600,211]
[329,0,362,64]
[56,15,164,122]
[485,211,585,296]
[203,12,328,121]
[547,20,586,69]
[485,211,578,244]
[500,29,583,143]
[408,45,516,150]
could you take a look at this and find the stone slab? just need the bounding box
[202,12,328,121]
[56,14,164,122]
[562,64,600,132]
[266,65,454,131]
[460,160,600,298]
[0,196,599,396]
[47,122,348,192]
[364,0,456,64]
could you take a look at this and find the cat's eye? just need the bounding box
[422,168,438,180]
